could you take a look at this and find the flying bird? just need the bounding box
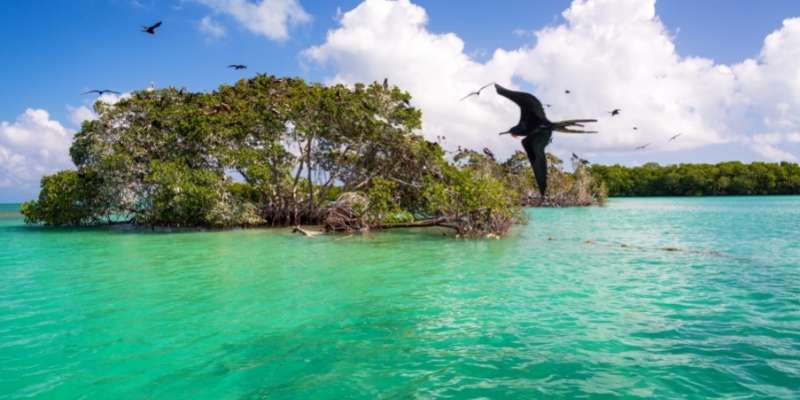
[635,143,651,150]
[545,104,552,108]
[669,133,683,142]
[495,84,597,197]
[82,89,120,96]
[609,109,621,116]
[633,126,638,131]
[459,82,494,101]
[227,64,247,70]
[565,89,571,94]
[142,21,162,35]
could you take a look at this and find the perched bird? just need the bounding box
[482,147,495,160]
[82,89,120,96]
[383,78,389,90]
[609,109,621,116]
[495,84,597,196]
[635,143,651,150]
[572,152,590,165]
[227,64,247,70]
[669,133,683,142]
[142,21,162,35]
[459,82,494,101]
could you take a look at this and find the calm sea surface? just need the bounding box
[1,198,799,399]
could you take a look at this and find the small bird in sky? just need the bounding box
[82,89,120,96]
[635,143,651,150]
[669,133,683,142]
[633,126,638,131]
[565,89,571,94]
[142,21,162,35]
[459,82,494,101]
[609,109,621,116]
[228,64,247,70]
[545,104,552,108]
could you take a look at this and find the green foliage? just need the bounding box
[22,74,601,237]
[590,161,800,196]
[21,171,97,226]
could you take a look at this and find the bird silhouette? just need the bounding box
[609,109,621,116]
[545,104,552,108]
[383,78,389,90]
[633,126,638,131]
[565,89,571,94]
[142,21,162,35]
[669,133,682,142]
[495,84,596,196]
[482,147,495,160]
[571,152,590,165]
[459,82,494,101]
[82,89,120,96]
[635,143,651,150]
[227,64,247,70]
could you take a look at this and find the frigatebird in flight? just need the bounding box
[82,89,121,96]
[633,126,639,131]
[142,21,162,35]
[669,133,682,142]
[564,89,571,94]
[495,84,596,196]
[635,143,651,150]
[228,64,247,70]
[459,82,494,101]
[609,109,621,116]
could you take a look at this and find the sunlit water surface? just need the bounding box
[1,198,799,399]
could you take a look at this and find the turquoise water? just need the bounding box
[1,197,799,399]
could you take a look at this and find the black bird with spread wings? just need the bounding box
[83,89,120,96]
[609,108,621,116]
[495,84,596,196]
[669,133,682,142]
[142,21,162,35]
[635,143,651,150]
[228,64,247,70]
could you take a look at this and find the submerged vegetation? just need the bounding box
[590,162,800,196]
[22,75,606,237]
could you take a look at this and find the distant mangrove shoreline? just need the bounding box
[590,161,800,197]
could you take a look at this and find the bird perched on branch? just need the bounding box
[142,21,162,35]
[495,84,597,196]
[82,89,120,96]
[459,82,494,101]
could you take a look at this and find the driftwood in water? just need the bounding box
[292,226,323,237]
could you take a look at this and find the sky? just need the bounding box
[1,0,799,202]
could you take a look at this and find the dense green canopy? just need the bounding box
[591,162,800,196]
[22,75,606,237]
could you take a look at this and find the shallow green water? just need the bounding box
[1,197,799,399]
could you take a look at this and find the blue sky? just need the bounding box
[1,0,799,202]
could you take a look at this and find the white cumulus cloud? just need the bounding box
[304,0,800,162]
[0,109,74,189]
[197,0,310,41]
[199,15,227,39]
